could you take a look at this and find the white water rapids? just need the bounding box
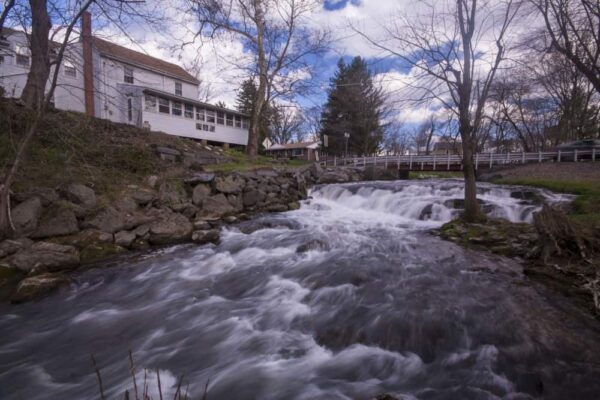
[0,179,599,400]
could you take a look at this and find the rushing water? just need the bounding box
[1,180,599,400]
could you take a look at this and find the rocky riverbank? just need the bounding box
[435,205,600,318]
[0,164,370,303]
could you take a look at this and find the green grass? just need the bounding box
[206,150,310,172]
[409,171,464,179]
[495,178,600,227]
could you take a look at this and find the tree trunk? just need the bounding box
[246,0,267,158]
[461,140,481,222]
[0,113,42,240]
[20,0,51,109]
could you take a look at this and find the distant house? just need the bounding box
[0,13,249,147]
[265,142,320,161]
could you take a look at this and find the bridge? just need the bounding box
[321,149,597,171]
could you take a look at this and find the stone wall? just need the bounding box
[0,164,366,302]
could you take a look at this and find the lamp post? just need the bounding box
[344,132,350,159]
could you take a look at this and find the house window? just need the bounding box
[158,97,170,114]
[175,82,182,96]
[196,107,205,121]
[242,118,249,129]
[172,101,182,116]
[127,98,133,122]
[217,111,224,125]
[0,55,4,65]
[124,66,134,83]
[145,94,157,111]
[15,45,29,66]
[64,60,76,77]
[226,114,234,127]
[234,115,241,128]
[206,110,215,123]
[209,125,215,132]
[184,103,194,119]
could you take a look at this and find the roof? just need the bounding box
[92,37,200,85]
[1,28,200,85]
[142,87,250,118]
[266,142,319,151]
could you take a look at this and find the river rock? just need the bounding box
[227,194,244,211]
[192,229,220,245]
[114,196,138,213]
[114,230,136,248]
[58,183,97,208]
[215,175,245,194]
[0,238,33,259]
[147,175,159,188]
[193,220,212,230]
[510,190,543,204]
[158,181,187,206]
[308,163,323,179]
[419,204,434,220]
[198,194,236,218]
[148,212,193,245]
[82,207,126,234]
[31,205,80,238]
[318,170,350,184]
[192,184,212,206]
[296,239,330,253]
[11,197,43,236]
[130,189,156,206]
[13,187,59,206]
[52,229,114,248]
[266,204,289,213]
[6,241,80,274]
[243,189,266,207]
[10,273,70,303]
[184,172,215,185]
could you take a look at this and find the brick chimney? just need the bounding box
[81,12,94,117]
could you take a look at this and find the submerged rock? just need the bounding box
[10,273,69,303]
[296,239,330,253]
[192,229,220,245]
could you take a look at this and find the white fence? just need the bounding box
[322,149,597,170]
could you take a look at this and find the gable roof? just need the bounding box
[92,37,200,85]
[266,142,319,151]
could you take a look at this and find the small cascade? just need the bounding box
[307,179,572,225]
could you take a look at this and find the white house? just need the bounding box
[0,13,249,147]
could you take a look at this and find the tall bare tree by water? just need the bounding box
[353,0,521,222]
[189,0,329,157]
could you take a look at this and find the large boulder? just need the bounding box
[6,241,80,274]
[317,169,350,184]
[148,212,193,245]
[113,196,138,213]
[114,230,137,248]
[192,184,212,206]
[10,273,70,303]
[11,197,43,236]
[171,203,198,219]
[82,207,126,234]
[58,183,97,208]
[158,181,188,206]
[130,189,156,206]
[198,194,236,218]
[242,189,266,208]
[31,205,80,239]
[214,175,245,194]
[0,238,33,259]
[13,187,59,206]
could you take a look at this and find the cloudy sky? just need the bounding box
[91,0,531,126]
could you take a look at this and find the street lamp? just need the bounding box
[344,132,350,159]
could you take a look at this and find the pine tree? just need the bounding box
[235,79,272,147]
[320,57,386,156]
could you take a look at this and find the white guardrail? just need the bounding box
[322,149,597,170]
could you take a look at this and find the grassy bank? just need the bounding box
[205,149,310,172]
[495,178,600,227]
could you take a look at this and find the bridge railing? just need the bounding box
[321,149,596,169]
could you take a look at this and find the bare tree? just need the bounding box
[353,0,521,222]
[0,0,16,32]
[189,0,328,157]
[532,0,600,94]
[269,103,304,144]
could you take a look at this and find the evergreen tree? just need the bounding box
[235,79,273,147]
[320,57,386,156]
